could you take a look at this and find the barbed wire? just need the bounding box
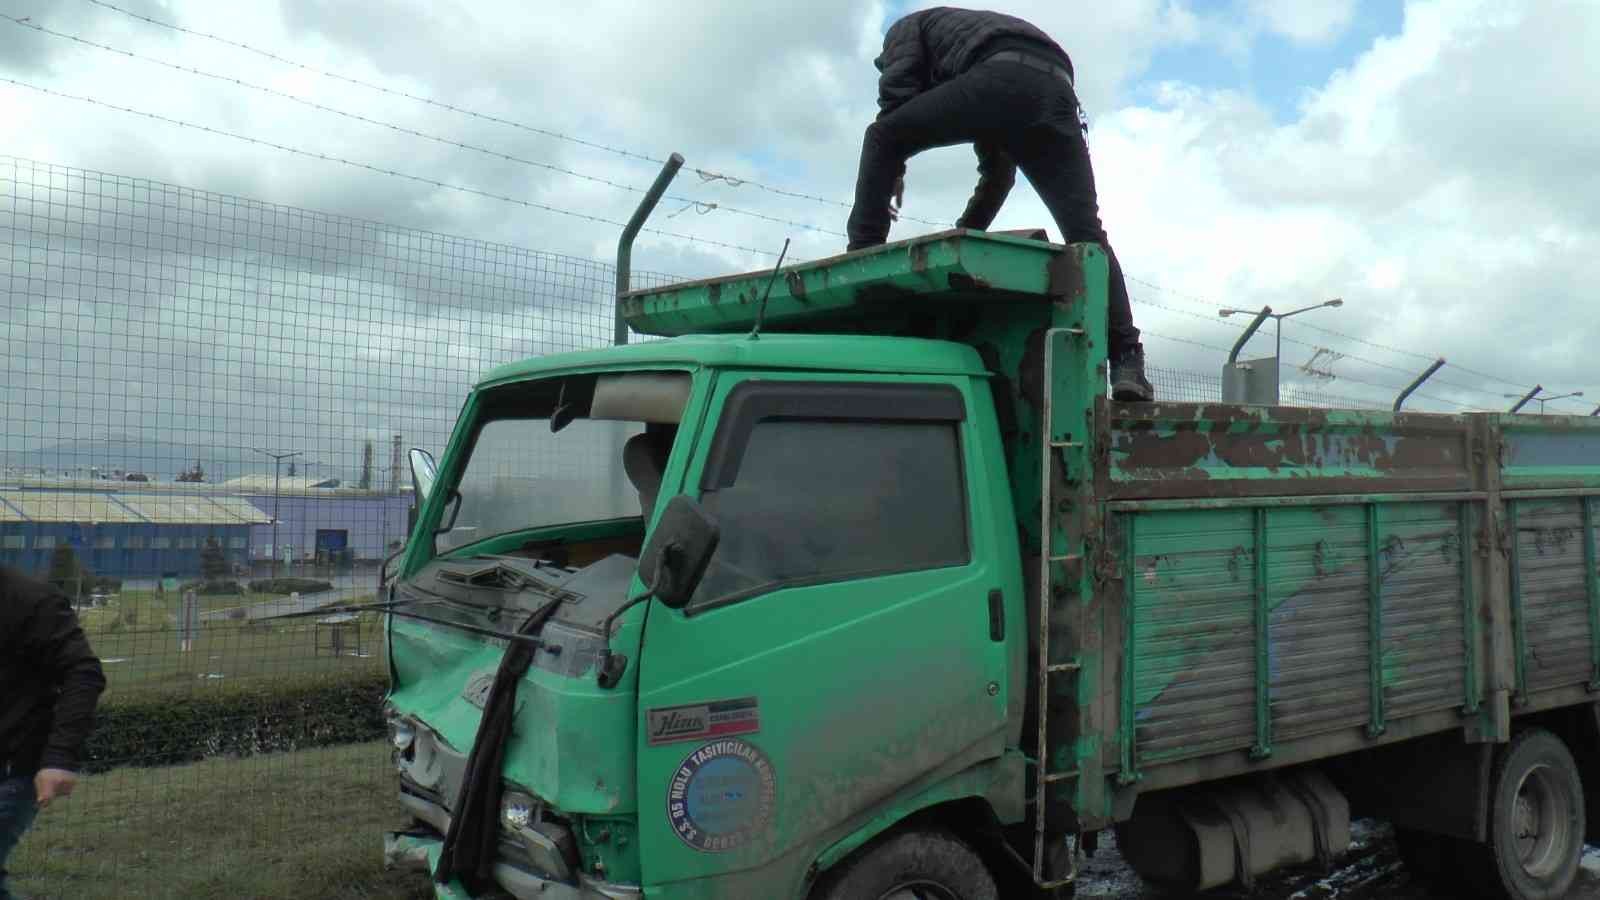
[1126,291,1571,411]
[1139,328,1477,410]
[1,78,789,260]
[1130,295,1497,403]
[1125,272,1570,398]
[79,0,951,230]
[3,15,849,241]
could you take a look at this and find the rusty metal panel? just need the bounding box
[1509,497,1592,694]
[1265,506,1372,742]
[1379,501,1469,720]
[1104,403,1473,500]
[1125,507,1259,766]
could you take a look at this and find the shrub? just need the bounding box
[83,671,390,774]
[92,576,122,593]
[247,578,334,596]
[180,579,243,596]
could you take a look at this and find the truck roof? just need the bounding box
[619,228,1062,337]
[477,332,991,387]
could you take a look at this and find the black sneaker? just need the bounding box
[1110,345,1155,402]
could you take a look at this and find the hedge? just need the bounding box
[247,577,334,595]
[179,579,245,596]
[83,671,390,774]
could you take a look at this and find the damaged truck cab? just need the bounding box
[383,224,1600,900]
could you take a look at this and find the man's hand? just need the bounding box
[888,177,905,222]
[34,768,78,810]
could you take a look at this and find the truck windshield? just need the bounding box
[434,370,689,555]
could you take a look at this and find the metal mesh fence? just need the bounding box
[3,156,1388,899]
[1147,365,1386,408]
[0,155,675,900]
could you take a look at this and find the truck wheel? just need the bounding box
[1474,728,1585,900]
[812,829,999,900]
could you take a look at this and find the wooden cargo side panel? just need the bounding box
[1123,507,1259,767]
[1264,505,1372,742]
[1509,497,1593,696]
[1378,501,1470,720]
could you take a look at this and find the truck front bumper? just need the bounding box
[384,831,641,900]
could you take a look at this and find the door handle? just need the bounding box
[988,589,1004,642]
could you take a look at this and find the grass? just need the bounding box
[76,591,385,702]
[12,741,435,900]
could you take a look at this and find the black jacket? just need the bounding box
[0,567,106,773]
[874,7,1073,118]
[873,8,1075,230]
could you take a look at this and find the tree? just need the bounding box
[200,536,228,581]
[47,543,92,602]
[359,440,374,491]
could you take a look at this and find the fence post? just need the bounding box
[1392,358,1446,412]
[1509,385,1543,414]
[615,153,685,345]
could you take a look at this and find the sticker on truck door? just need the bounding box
[667,738,777,853]
[647,697,760,745]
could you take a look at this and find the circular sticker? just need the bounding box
[666,738,777,852]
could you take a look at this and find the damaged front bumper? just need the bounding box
[385,830,641,900]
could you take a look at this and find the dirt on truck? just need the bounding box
[377,164,1600,900]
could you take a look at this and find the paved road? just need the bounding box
[1075,819,1600,899]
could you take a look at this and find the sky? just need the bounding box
[4,0,1600,478]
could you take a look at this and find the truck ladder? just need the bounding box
[1030,325,1087,890]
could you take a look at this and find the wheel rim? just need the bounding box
[878,881,962,900]
[1511,762,1575,879]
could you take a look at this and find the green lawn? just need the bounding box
[77,591,385,702]
[12,741,434,900]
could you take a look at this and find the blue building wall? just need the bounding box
[0,522,253,580]
[242,493,412,563]
[0,489,412,579]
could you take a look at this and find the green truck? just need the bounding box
[379,172,1600,900]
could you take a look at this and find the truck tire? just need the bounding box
[1471,728,1585,900]
[811,829,1000,900]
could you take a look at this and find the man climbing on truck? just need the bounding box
[845,6,1154,402]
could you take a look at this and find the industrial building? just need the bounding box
[0,477,411,579]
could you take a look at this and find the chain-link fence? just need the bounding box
[3,156,1391,899]
[0,155,679,900]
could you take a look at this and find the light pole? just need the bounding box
[253,448,302,576]
[1221,298,1344,371]
[1504,390,1583,414]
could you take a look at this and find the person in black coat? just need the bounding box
[0,567,106,899]
[846,6,1154,402]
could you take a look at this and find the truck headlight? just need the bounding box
[501,792,536,831]
[389,717,416,752]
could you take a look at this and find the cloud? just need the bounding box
[1245,0,1359,45]
[3,0,1600,494]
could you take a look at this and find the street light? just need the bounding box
[253,448,302,576]
[1503,390,1583,414]
[1220,298,1344,369]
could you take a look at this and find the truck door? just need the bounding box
[634,374,1012,894]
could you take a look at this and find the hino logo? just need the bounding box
[652,710,706,740]
[646,697,761,746]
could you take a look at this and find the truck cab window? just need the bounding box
[691,415,969,608]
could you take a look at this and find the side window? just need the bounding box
[691,382,970,608]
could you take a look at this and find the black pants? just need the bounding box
[846,56,1140,358]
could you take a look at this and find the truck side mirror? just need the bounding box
[409,448,438,501]
[638,496,720,609]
